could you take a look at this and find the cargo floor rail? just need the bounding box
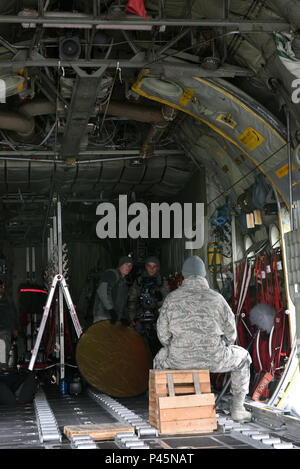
[34,389,62,444]
[88,388,158,449]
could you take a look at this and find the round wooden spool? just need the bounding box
[76,320,153,397]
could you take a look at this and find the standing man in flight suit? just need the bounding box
[93,256,133,325]
[154,255,252,423]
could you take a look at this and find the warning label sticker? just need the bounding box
[179,88,194,106]
[238,127,265,151]
[275,163,295,179]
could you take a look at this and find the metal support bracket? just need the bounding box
[60,65,108,160]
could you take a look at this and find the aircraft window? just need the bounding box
[244,235,254,258]
[270,224,280,249]
[236,242,244,261]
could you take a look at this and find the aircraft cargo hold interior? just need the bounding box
[0,0,300,454]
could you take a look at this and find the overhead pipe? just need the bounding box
[100,101,179,158]
[19,98,56,117]
[0,110,34,138]
[98,100,168,124]
[0,94,177,149]
[100,99,178,160]
[0,98,55,140]
[0,98,170,138]
[140,104,178,158]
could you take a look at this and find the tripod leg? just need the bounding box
[28,276,59,370]
[60,276,82,338]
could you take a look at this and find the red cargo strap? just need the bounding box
[263,255,272,306]
[269,311,287,375]
[252,372,274,401]
[255,255,265,303]
[272,250,283,312]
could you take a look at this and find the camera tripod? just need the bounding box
[28,274,83,374]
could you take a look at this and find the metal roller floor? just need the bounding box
[1,383,300,450]
[0,403,44,449]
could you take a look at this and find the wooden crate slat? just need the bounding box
[150,369,210,375]
[158,393,215,409]
[149,379,211,387]
[149,370,210,384]
[160,405,216,422]
[159,417,217,435]
[150,370,210,385]
[150,383,211,395]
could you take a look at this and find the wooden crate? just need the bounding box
[149,369,217,435]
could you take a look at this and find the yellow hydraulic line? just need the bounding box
[276,360,299,408]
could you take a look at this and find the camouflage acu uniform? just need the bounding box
[153,276,252,399]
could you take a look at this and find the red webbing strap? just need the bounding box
[251,250,287,381]
[252,372,274,401]
[264,255,272,306]
[272,251,283,312]
[268,250,285,375]
[233,263,238,312]
[256,255,265,303]
[255,257,259,304]
[270,253,275,308]
[269,312,286,375]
